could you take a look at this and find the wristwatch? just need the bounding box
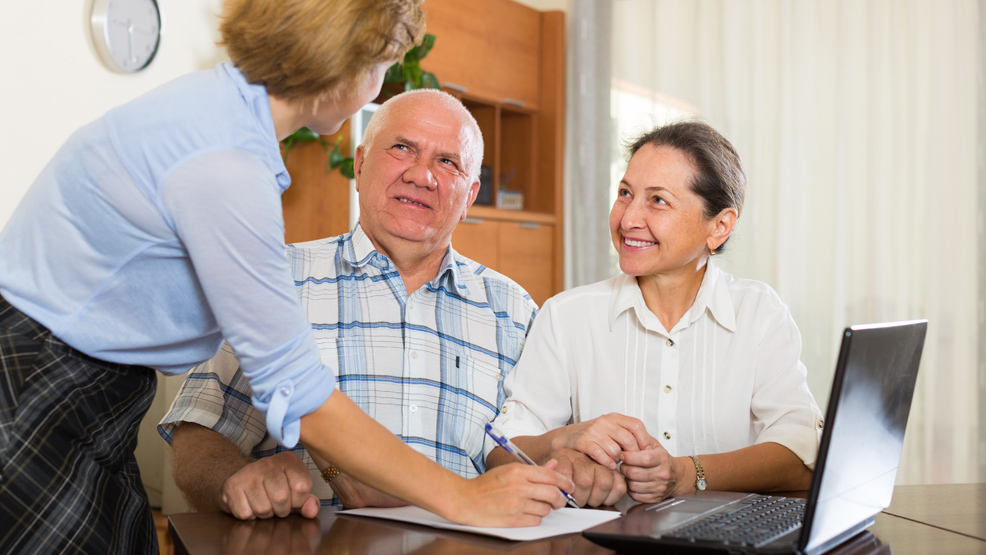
[690,455,707,491]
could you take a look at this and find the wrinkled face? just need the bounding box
[609,144,719,278]
[353,96,480,258]
[305,61,393,135]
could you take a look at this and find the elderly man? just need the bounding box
[159,89,540,519]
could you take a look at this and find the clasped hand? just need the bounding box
[556,413,686,504]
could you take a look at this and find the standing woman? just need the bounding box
[0,1,571,552]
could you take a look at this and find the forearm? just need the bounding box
[170,422,255,512]
[299,391,468,521]
[691,442,812,494]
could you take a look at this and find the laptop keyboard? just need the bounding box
[661,495,807,548]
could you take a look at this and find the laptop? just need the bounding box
[583,319,928,555]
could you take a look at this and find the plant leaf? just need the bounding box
[421,72,441,90]
[340,159,355,179]
[416,34,436,59]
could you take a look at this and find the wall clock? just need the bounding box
[90,0,162,73]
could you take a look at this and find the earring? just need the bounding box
[709,246,717,256]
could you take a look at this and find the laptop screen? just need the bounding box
[801,321,927,553]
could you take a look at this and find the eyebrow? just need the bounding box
[393,134,464,165]
[619,179,671,196]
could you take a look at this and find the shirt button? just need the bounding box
[407,302,414,310]
[663,432,672,440]
[280,387,291,396]
[409,404,417,412]
[276,174,290,186]
[411,352,418,360]
[817,419,825,429]
[666,338,675,347]
[664,385,672,393]
[501,406,508,413]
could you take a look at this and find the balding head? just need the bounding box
[361,89,484,181]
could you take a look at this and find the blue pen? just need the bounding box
[485,422,580,508]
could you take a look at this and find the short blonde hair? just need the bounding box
[362,89,485,181]
[220,0,425,102]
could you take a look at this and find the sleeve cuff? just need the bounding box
[253,370,336,448]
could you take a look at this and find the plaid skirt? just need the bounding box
[0,295,159,554]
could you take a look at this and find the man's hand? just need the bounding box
[550,448,627,507]
[619,442,689,504]
[329,473,407,509]
[221,451,321,520]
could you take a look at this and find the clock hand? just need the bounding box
[128,22,136,64]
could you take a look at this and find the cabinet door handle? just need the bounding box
[443,82,468,93]
[503,98,526,107]
[463,217,484,225]
[519,222,541,229]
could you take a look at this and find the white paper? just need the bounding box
[340,506,621,541]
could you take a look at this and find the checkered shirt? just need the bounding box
[159,224,537,505]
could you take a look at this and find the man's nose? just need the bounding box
[402,160,438,190]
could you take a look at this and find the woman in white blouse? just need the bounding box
[487,121,823,509]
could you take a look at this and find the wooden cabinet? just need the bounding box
[453,214,555,306]
[430,3,567,305]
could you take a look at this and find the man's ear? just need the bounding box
[353,145,366,192]
[460,180,481,221]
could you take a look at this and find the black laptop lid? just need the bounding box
[801,320,927,553]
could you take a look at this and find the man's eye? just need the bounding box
[440,158,458,168]
[618,189,631,197]
[393,144,410,151]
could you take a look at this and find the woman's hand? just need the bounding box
[552,413,656,470]
[619,444,691,504]
[444,461,574,527]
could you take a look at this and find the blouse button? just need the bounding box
[501,406,508,414]
[666,338,675,347]
[817,419,825,429]
[663,432,672,440]
[411,351,418,360]
[664,385,672,393]
[409,404,417,413]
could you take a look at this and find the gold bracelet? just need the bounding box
[320,464,341,483]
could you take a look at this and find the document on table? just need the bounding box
[341,506,621,541]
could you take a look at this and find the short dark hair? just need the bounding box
[625,121,746,254]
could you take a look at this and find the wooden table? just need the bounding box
[169,484,986,554]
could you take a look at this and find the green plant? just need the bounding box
[280,128,356,179]
[281,33,440,178]
[382,33,439,95]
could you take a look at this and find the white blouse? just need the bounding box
[489,263,823,471]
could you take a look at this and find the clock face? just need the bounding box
[90,0,161,73]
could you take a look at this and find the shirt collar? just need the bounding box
[607,261,737,334]
[344,223,465,291]
[221,62,291,193]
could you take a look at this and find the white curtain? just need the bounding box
[567,0,982,484]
